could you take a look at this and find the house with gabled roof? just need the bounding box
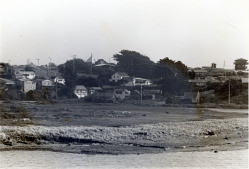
[124,77,152,86]
[16,79,36,93]
[110,72,130,82]
[14,70,36,80]
[95,59,108,65]
[94,59,115,68]
[74,85,88,98]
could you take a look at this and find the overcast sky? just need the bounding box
[0,0,249,68]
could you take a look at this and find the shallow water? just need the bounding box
[0,149,248,169]
[207,108,248,114]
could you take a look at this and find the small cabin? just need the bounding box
[74,85,88,99]
[110,72,129,82]
[16,79,36,93]
[125,77,152,86]
[42,80,54,87]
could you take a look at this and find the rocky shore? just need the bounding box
[0,117,248,154]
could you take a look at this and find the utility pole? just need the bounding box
[55,75,58,99]
[228,80,231,104]
[48,57,51,77]
[48,57,51,65]
[140,85,143,103]
[36,59,40,66]
[224,60,226,79]
[5,60,10,73]
[90,54,92,75]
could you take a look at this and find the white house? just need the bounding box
[54,77,65,85]
[110,72,129,82]
[42,80,54,87]
[74,85,88,99]
[14,70,36,80]
[17,79,36,93]
[125,77,152,86]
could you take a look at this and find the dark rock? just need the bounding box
[3,139,13,146]
[204,131,215,136]
[17,140,28,144]
[3,142,12,146]
[133,132,148,136]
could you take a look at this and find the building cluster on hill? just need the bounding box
[0,58,248,104]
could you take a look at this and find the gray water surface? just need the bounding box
[0,149,248,169]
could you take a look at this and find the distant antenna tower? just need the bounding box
[27,59,30,64]
[36,59,40,66]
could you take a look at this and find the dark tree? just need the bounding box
[0,63,13,79]
[58,59,89,98]
[92,66,116,86]
[214,79,242,99]
[113,50,155,78]
[77,77,100,87]
[24,65,35,71]
[153,57,191,96]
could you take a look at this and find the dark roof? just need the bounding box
[75,85,87,90]
[193,69,208,73]
[95,59,108,65]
